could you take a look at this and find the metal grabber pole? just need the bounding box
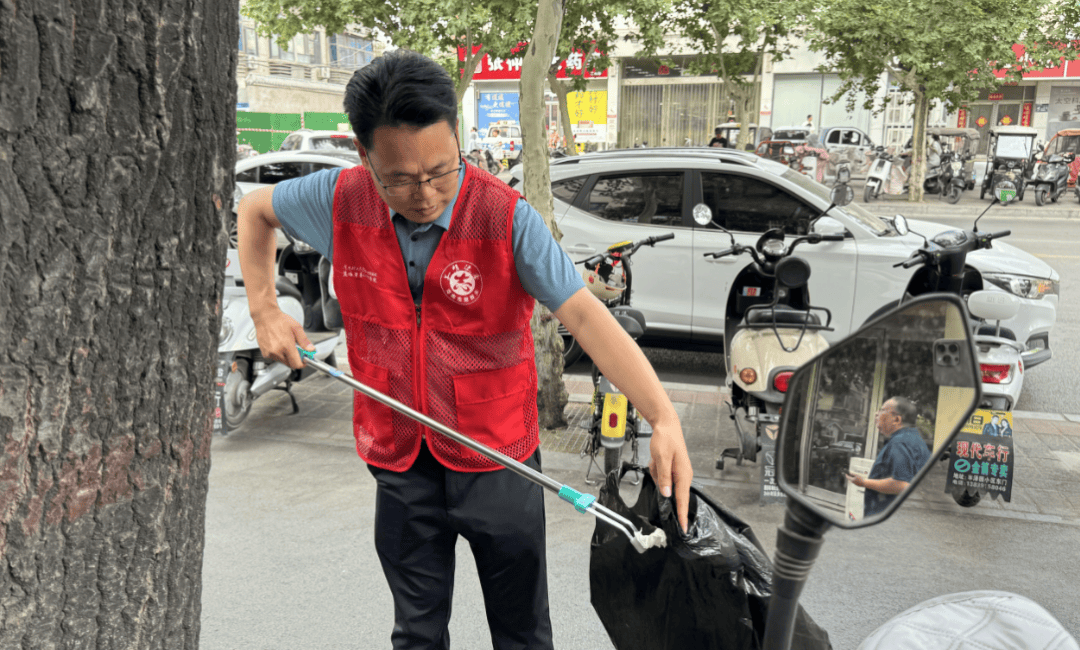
[298,348,666,553]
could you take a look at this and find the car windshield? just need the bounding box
[780,169,891,234]
[311,137,356,152]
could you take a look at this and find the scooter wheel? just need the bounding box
[864,183,877,203]
[1035,187,1047,206]
[945,186,962,204]
[953,490,981,508]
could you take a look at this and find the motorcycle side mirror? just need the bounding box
[829,184,854,207]
[775,294,980,529]
[692,202,712,226]
[693,202,736,244]
[891,214,910,236]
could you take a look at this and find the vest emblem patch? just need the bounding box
[440,261,483,305]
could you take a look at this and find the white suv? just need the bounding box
[278,129,357,153]
[509,148,1059,368]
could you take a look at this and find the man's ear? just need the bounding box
[354,139,370,167]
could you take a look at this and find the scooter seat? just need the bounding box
[745,306,821,326]
[275,278,303,303]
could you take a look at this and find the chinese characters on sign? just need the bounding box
[458,45,608,81]
[947,409,1015,502]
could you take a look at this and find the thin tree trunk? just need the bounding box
[909,88,930,202]
[522,0,568,429]
[0,0,234,646]
[547,72,578,156]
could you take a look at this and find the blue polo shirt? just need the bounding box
[865,427,931,516]
[271,167,583,312]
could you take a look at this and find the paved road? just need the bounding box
[858,192,1080,415]
[201,375,1080,649]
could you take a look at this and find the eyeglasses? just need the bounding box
[368,157,463,197]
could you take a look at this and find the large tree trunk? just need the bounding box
[909,88,930,202]
[0,1,235,647]
[522,0,567,429]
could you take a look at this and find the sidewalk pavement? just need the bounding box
[231,368,1080,526]
[849,178,1080,219]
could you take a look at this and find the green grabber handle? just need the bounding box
[295,346,648,552]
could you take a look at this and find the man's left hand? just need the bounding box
[649,422,693,534]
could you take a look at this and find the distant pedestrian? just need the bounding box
[708,127,728,148]
[802,115,814,129]
[467,126,481,152]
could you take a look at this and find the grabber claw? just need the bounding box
[295,346,666,553]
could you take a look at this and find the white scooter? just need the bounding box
[761,294,1077,650]
[696,188,849,474]
[968,291,1024,412]
[215,246,342,435]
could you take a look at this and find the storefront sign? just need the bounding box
[1022,102,1033,126]
[1048,86,1080,139]
[478,92,520,131]
[459,45,607,81]
[946,409,1014,502]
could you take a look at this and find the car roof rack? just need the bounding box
[549,147,759,167]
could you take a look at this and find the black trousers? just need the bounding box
[366,441,554,650]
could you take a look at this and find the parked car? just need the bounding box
[507,147,1058,367]
[769,126,815,144]
[278,129,357,153]
[819,126,875,179]
[231,150,361,248]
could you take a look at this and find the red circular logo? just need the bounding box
[440,261,483,305]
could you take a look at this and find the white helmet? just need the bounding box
[582,262,626,301]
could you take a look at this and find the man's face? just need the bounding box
[356,120,461,224]
[875,400,902,437]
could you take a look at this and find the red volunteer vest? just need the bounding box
[332,162,539,472]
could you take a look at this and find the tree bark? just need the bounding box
[909,87,930,202]
[547,72,578,156]
[522,0,568,429]
[0,0,234,647]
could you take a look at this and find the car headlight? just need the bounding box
[983,273,1058,300]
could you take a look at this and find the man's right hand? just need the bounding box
[253,309,315,370]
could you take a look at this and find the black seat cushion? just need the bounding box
[745,306,820,326]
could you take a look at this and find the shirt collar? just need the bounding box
[389,166,465,233]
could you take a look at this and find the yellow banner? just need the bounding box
[567,91,607,125]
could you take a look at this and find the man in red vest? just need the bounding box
[237,50,692,649]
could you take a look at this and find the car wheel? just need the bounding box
[228,211,239,249]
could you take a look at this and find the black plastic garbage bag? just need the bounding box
[590,468,832,650]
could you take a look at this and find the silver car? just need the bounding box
[509,148,1059,367]
[231,150,360,249]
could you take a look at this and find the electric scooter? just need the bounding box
[216,245,343,435]
[1031,151,1076,206]
[699,191,849,471]
[760,293,1077,650]
[575,233,675,485]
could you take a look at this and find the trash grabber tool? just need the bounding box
[297,348,666,554]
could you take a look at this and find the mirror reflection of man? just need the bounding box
[845,397,930,516]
